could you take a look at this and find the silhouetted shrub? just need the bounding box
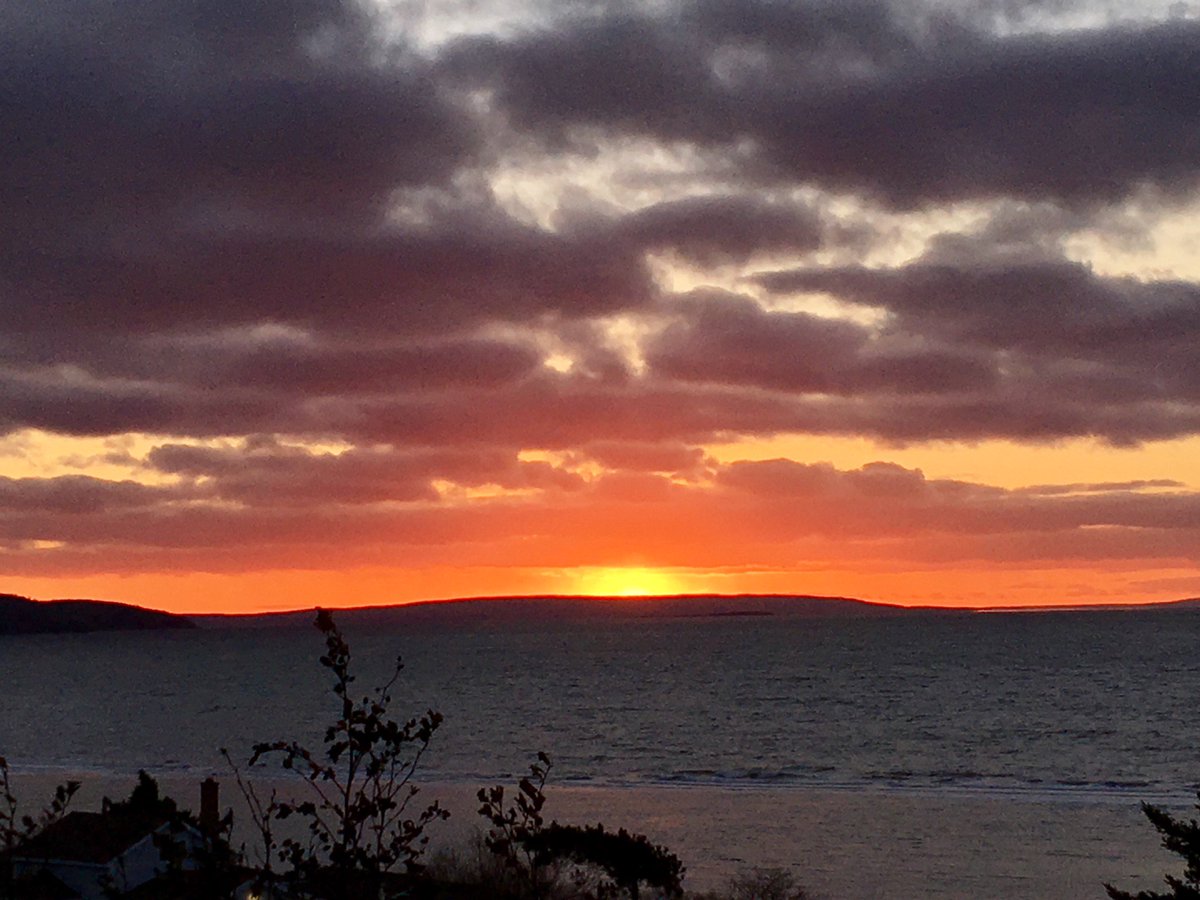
[722,867,809,900]
[527,823,685,900]
[247,609,447,899]
[1105,792,1200,899]
[425,827,522,894]
[480,754,684,899]
[0,755,79,897]
[478,752,556,897]
[221,746,284,894]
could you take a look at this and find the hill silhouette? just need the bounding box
[192,592,1200,629]
[190,593,959,630]
[5,591,1198,634]
[0,593,195,635]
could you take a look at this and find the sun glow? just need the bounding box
[573,566,687,597]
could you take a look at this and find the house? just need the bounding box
[9,775,254,899]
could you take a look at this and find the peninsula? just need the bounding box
[0,593,195,635]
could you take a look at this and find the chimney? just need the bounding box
[199,778,219,835]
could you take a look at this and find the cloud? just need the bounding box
[757,256,1200,365]
[0,216,659,340]
[0,475,191,515]
[741,21,1200,206]
[646,290,997,396]
[4,0,1196,447]
[742,233,1200,442]
[6,332,545,396]
[2,457,1197,577]
[144,440,584,505]
[457,3,1200,206]
[0,0,474,239]
[614,195,825,264]
[578,441,712,476]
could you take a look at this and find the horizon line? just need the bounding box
[9,590,1199,618]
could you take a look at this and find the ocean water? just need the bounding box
[2,605,1198,897]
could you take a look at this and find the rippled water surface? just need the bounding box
[2,605,1197,800]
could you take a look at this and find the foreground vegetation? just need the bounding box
[1104,795,1200,900]
[2,610,808,899]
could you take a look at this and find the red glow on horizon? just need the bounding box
[4,564,1195,617]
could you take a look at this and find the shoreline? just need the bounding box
[6,758,1194,807]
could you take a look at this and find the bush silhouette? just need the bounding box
[527,823,685,900]
[480,754,684,899]
[477,752,555,897]
[1105,792,1200,899]
[0,756,79,898]
[246,608,447,899]
[720,867,809,900]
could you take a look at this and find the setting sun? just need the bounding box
[573,566,688,597]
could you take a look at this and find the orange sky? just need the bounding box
[5,561,1198,615]
[4,428,1198,614]
[3,2,1200,613]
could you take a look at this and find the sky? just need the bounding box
[2,0,1200,613]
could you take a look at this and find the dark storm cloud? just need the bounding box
[0,328,555,440]
[1,0,1199,454]
[0,364,289,438]
[450,13,717,137]
[6,308,1199,447]
[3,332,544,395]
[757,255,1200,352]
[687,0,933,57]
[337,360,1200,448]
[0,0,829,344]
[745,21,1200,206]
[0,217,665,337]
[0,0,473,241]
[640,261,1200,443]
[457,3,1200,205]
[645,290,997,395]
[199,337,545,393]
[755,254,1200,398]
[339,373,801,448]
[0,192,829,353]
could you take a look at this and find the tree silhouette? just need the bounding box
[1106,793,1200,900]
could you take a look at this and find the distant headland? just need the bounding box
[3,591,1198,635]
[188,593,922,630]
[184,592,1200,630]
[0,593,196,635]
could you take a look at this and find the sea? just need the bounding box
[2,601,1198,898]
